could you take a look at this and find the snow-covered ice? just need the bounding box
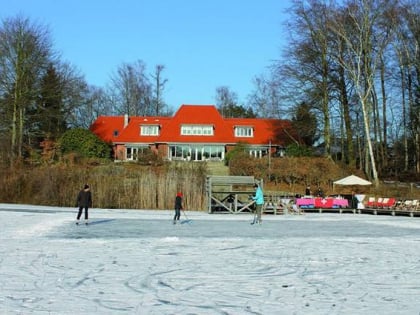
[1,203,420,315]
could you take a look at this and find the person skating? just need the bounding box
[351,191,358,209]
[252,183,264,224]
[173,192,183,224]
[76,184,92,225]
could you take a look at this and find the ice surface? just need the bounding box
[1,203,420,314]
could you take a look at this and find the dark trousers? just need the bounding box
[174,208,181,221]
[77,207,89,220]
[255,204,262,222]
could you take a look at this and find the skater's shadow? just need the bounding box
[88,219,116,226]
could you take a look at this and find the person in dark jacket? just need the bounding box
[351,191,358,209]
[173,192,183,224]
[76,184,92,225]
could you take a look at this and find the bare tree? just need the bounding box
[248,74,284,118]
[277,0,338,158]
[150,64,168,116]
[215,86,256,118]
[391,1,420,173]
[109,60,152,116]
[68,84,112,129]
[331,32,356,166]
[299,0,332,157]
[0,15,54,165]
[327,0,396,186]
[54,61,90,130]
[215,86,237,116]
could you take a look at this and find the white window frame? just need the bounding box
[181,125,214,136]
[140,125,159,136]
[126,146,149,160]
[234,126,253,137]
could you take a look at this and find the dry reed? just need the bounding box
[0,162,208,211]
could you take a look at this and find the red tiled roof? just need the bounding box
[90,116,125,143]
[91,104,293,146]
[117,116,171,143]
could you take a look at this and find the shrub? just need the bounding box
[137,148,164,166]
[285,143,313,157]
[58,128,111,159]
[225,142,250,166]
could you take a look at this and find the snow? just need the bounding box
[1,203,420,315]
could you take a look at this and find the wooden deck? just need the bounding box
[300,207,357,214]
[296,206,420,217]
[207,180,420,218]
[357,207,420,217]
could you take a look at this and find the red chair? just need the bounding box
[366,197,376,208]
[383,198,396,209]
[375,197,384,208]
[379,198,389,208]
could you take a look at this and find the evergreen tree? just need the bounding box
[291,102,318,146]
[30,63,67,142]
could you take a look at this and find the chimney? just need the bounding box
[124,114,129,128]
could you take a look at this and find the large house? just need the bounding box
[90,104,295,162]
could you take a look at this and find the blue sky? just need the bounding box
[1,0,291,111]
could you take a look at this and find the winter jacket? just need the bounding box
[174,195,183,210]
[77,188,92,208]
[252,186,264,205]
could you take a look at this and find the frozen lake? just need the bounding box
[1,203,420,314]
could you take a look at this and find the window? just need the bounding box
[126,146,149,160]
[234,126,253,137]
[169,145,224,161]
[181,125,213,136]
[141,125,159,136]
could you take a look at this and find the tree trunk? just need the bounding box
[379,56,388,171]
[338,61,354,166]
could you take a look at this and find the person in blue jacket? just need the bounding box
[252,183,264,224]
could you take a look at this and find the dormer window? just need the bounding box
[234,126,253,137]
[141,125,160,136]
[181,125,214,136]
[113,130,119,137]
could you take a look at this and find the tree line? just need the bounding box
[0,15,170,168]
[1,1,419,187]
[258,0,420,186]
